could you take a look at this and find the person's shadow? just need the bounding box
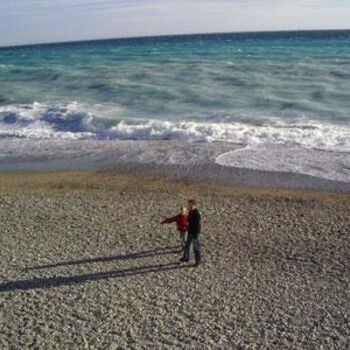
[1,247,189,293]
[24,246,182,271]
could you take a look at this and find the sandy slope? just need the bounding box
[0,172,349,349]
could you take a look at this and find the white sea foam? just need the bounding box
[0,102,350,153]
[215,145,350,183]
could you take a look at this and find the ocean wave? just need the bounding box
[0,102,349,152]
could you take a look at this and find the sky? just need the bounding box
[1,0,350,47]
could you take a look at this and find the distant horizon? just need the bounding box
[1,27,350,49]
[2,0,350,48]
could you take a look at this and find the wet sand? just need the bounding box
[0,172,349,349]
[1,140,350,193]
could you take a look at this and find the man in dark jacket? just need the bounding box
[181,199,202,266]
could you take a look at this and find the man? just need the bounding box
[181,199,202,266]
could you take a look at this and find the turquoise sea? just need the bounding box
[0,30,350,186]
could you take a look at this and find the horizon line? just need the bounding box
[1,28,350,50]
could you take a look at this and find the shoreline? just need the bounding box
[1,140,349,193]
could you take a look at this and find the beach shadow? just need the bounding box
[0,262,191,293]
[24,246,182,271]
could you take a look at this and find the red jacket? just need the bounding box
[162,213,188,233]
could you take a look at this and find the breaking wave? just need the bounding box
[0,102,349,152]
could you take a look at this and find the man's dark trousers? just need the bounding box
[183,232,202,262]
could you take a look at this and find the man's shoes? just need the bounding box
[194,260,202,267]
[180,257,189,263]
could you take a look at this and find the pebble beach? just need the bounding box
[0,171,349,349]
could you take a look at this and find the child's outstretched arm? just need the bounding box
[161,215,178,224]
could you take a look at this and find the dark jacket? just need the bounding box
[188,208,201,235]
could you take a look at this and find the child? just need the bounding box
[161,207,188,247]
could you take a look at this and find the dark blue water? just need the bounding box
[0,30,349,150]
